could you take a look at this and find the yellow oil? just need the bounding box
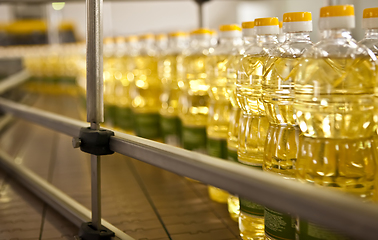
[131,55,162,140]
[160,54,183,146]
[237,55,268,240]
[294,57,376,139]
[180,54,209,153]
[228,194,240,222]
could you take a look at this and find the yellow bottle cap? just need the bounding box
[115,36,125,43]
[242,21,254,29]
[125,35,138,42]
[320,5,354,17]
[190,28,212,35]
[254,17,279,26]
[279,21,283,28]
[168,31,188,38]
[103,37,114,44]
[155,33,167,40]
[219,24,241,32]
[283,12,312,22]
[363,8,378,18]
[139,33,154,40]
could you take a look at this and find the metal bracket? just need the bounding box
[79,222,115,240]
[73,127,114,156]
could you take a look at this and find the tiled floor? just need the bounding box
[0,93,240,240]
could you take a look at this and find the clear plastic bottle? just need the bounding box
[262,12,313,240]
[237,17,280,240]
[103,37,117,128]
[227,21,256,222]
[180,29,212,153]
[207,24,242,204]
[294,5,378,239]
[113,35,139,134]
[159,31,188,146]
[359,8,378,56]
[131,34,162,140]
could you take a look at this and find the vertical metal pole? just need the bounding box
[86,0,103,232]
[198,3,203,28]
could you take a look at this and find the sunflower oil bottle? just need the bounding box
[131,34,162,140]
[180,29,212,153]
[226,21,256,222]
[359,8,378,56]
[159,31,188,146]
[237,17,279,240]
[206,24,242,204]
[262,12,313,240]
[103,37,117,128]
[113,36,139,133]
[294,5,378,239]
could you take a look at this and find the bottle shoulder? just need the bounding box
[359,38,378,56]
[304,38,375,59]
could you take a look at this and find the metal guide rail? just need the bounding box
[0,96,378,240]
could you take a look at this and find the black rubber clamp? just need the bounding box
[79,222,115,240]
[79,127,114,156]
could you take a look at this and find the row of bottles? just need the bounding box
[234,5,378,240]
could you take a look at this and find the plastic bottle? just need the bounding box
[131,34,162,140]
[262,12,313,240]
[206,24,242,204]
[113,35,139,134]
[359,8,378,56]
[237,17,279,240]
[226,21,256,222]
[294,5,377,239]
[159,31,188,146]
[278,21,285,43]
[180,29,212,153]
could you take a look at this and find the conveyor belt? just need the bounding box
[0,93,240,239]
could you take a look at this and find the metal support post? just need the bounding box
[194,0,210,28]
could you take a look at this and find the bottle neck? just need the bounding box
[284,32,311,42]
[218,37,242,46]
[243,36,256,44]
[256,34,278,44]
[321,29,352,40]
[364,29,378,39]
[169,38,187,49]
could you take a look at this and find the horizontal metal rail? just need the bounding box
[0,70,30,95]
[0,149,134,240]
[0,98,378,239]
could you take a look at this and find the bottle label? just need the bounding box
[239,197,264,217]
[115,106,133,131]
[182,126,207,154]
[265,207,296,240]
[134,112,161,140]
[227,148,238,163]
[207,137,227,159]
[161,115,181,146]
[104,104,117,127]
[298,220,350,240]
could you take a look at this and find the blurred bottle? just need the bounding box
[207,24,242,204]
[131,34,162,140]
[226,21,256,222]
[180,29,212,153]
[294,5,377,240]
[359,8,378,56]
[263,12,313,240]
[237,17,280,240]
[156,33,168,52]
[103,37,117,128]
[159,31,188,146]
[278,21,285,43]
[113,36,139,133]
